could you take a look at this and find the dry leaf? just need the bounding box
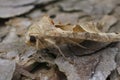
[0,6,34,18]
[0,59,16,80]
[6,18,32,36]
[0,0,36,7]
[99,15,118,32]
[35,0,55,4]
[59,0,117,15]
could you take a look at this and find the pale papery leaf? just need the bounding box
[79,22,101,33]
[99,15,118,32]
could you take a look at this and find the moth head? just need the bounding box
[25,33,37,46]
[25,23,40,46]
[25,16,55,46]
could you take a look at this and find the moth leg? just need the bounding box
[45,38,74,64]
[67,39,87,49]
[53,44,74,64]
[35,39,46,61]
[44,38,65,57]
[53,44,66,58]
[36,38,46,50]
[36,39,39,50]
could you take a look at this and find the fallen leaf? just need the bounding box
[0,59,16,80]
[0,0,36,7]
[0,6,34,18]
[6,17,32,36]
[90,48,118,80]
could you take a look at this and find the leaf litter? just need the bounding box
[0,0,120,80]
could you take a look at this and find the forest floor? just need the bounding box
[0,0,120,80]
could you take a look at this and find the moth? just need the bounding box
[25,16,120,60]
